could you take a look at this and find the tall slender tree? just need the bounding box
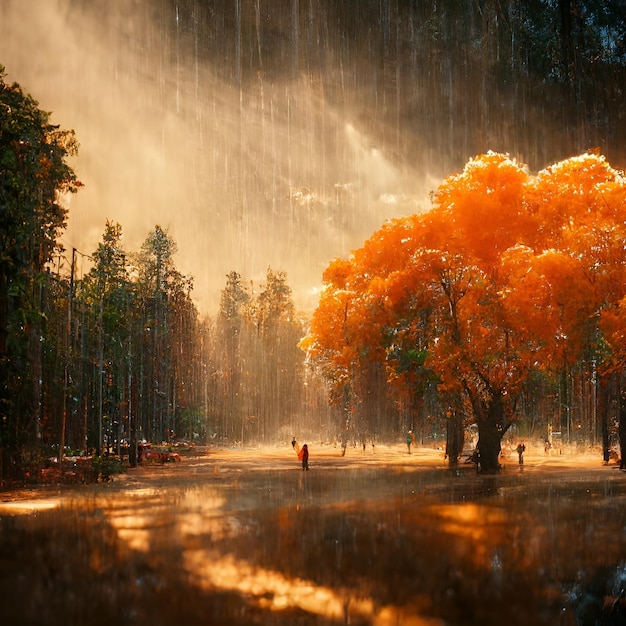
[216,271,251,441]
[252,268,303,442]
[132,225,193,444]
[78,221,131,455]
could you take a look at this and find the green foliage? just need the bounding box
[0,66,80,451]
[90,454,126,482]
[69,223,203,453]
[178,408,205,441]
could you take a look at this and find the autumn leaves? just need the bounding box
[302,152,626,471]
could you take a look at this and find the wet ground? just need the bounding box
[1,442,625,625]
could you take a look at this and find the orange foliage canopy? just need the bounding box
[302,152,626,467]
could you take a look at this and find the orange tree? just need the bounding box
[302,152,626,472]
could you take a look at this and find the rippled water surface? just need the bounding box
[1,445,625,625]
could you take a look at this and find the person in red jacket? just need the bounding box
[299,443,309,471]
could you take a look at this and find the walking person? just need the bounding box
[516,442,526,466]
[300,443,309,471]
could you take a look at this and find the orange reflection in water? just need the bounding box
[422,503,510,568]
[184,550,442,626]
[427,502,507,537]
[104,487,228,552]
[0,499,60,514]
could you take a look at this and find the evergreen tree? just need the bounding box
[78,221,131,456]
[0,66,80,473]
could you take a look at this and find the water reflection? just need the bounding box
[1,451,626,625]
[0,498,60,514]
[185,551,369,622]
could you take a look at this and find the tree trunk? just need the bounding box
[619,390,626,471]
[28,318,43,446]
[128,348,138,468]
[476,421,501,473]
[598,375,610,463]
[475,393,511,473]
[445,409,464,467]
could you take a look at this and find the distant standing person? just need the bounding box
[300,443,309,471]
[292,436,297,450]
[516,442,526,466]
[406,431,413,454]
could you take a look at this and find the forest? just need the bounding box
[2,0,626,480]
[0,64,326,479]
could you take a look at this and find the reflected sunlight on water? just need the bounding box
[2,447,626,625]
[184,551,442,626]
[423,503,509,567]
[0,499,60,514]
[103,487,228,551]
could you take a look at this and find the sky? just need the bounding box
[0,0,434,315]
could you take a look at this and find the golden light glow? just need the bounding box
[184,551,443,626]
[0,499,61,514]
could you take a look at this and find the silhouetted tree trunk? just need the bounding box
[619,389,626,471]
[445,408,464,468]
[472,391,512,474]
[598,374,611,463]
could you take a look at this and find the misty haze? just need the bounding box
[2,2,626,626]
[4,0,623,314]
[1,0,436,314]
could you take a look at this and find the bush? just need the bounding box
[90,455,126,482]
